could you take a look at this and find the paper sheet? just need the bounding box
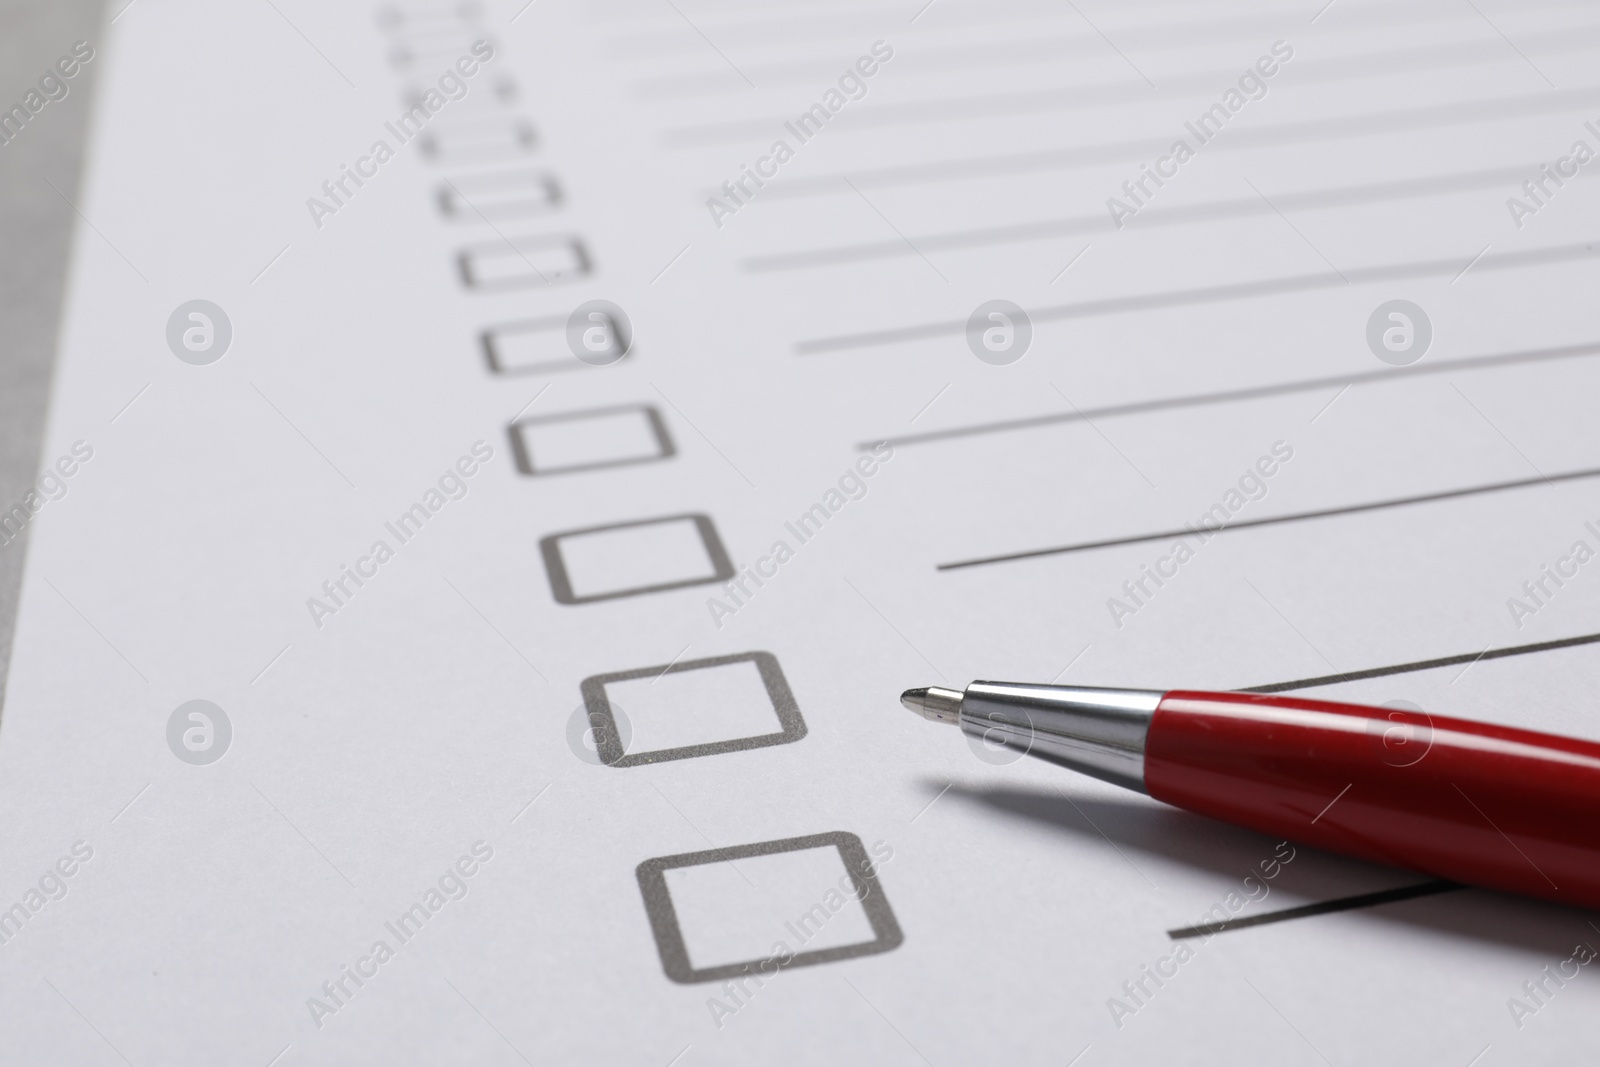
[4,0,1600,1061]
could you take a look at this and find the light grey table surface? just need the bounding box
[0,0,107,712]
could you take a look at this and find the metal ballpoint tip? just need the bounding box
[900,685,964,725]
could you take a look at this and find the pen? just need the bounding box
[901,682,1600,909]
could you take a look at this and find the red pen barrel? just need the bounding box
[1144,690,1600,909]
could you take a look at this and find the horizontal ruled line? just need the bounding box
[865,341,1600,451]
[751,166,1544,272]
[1167,880,1462,939]
[800,240,1600,354]
[765,85,1600,203]
[1243,631,1600,694]
[937,467,1600,571]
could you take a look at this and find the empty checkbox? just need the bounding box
[377,3,482,31]
[483,317,617,376]
[438,170,561,222]
[420,117,536,161]
[405,74,517,111]
[540,513,734,605]
[510,405,674,477]
[389,34,496,70]
[459,234,590,290]
[581,651,804,766]
[637,831,902,984]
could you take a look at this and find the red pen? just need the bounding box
[901,682,1600,909]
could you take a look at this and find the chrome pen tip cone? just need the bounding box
[900,685,964,725]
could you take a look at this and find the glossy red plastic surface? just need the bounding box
[1146,691,1600,909]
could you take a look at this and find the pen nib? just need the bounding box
[901,686,964,725]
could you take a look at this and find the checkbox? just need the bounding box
[581,651,804,766]
[419,117,536,162]
[510,404,674,477]
[377,3,476,33]
[389,34,494,69]
[458,235,590,290]
[438,170,561,222]
[484,316,629,376]
[405,74,518,112]
[637,832,903,984]
[377,3,477,31]
[540,513,734,605]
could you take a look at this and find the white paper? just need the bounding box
[4,0,1600,1062]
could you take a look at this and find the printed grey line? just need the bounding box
[1451,241,1493,284]
[1310,782,1352,824]
[1064,0,1156,89]
[443,178,551,285]
[843,178,948,282]
[745,164,1534,272]
[1049,383,1156,489]
[252,783,359,891]
[624,0,1576,68]
[842,977,937,1067]
[908,382,951,423]
[650,643,695,683]
[510,783,552,824]
[1050,242,1093,284]
[1243,977,1336,1067]
[665,1042,693,1067]
[1448,642,1493,685]
[1308,383,1351,424]
[250,643,293,686]
[1050,642,1092,683]
[909,0,938,23]
[264,1043,293,1067]
[511,382,553,423]
[1056,786,1160,890]
[1243,576,1339,672]
[443,577,550,682]
[1244,177,1348,283]
[510,0,539,22]
[109,382,151,424]
[872,340,1600,450]
[1167,879,1459,936]
[1449,381,1553,485]
[799,240,1600,353]
[649,782,759,888]
[444,977,536,1066]
[1452,782,1559,889]
[650,383,758,488]
[43,978,134,1067]
[41,177,148,283]
[250,243,293,285]
[1309,0,1339,23]
[1463,0,1557,88]
[664,0,756,87]
[652,242,693,284]
[943,470,1600,571]
[910,782,952,824]
[1464,1044,1492,1067]
[842,576,948,682]
[756,87,1600,201]
[110,0,139,22]
[42,577,149,684]
[248,385,358,489]
[262,0,358,88]
[1066,1044,1092,1067]
[109,782,151,824]
[678,30,1600,148]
